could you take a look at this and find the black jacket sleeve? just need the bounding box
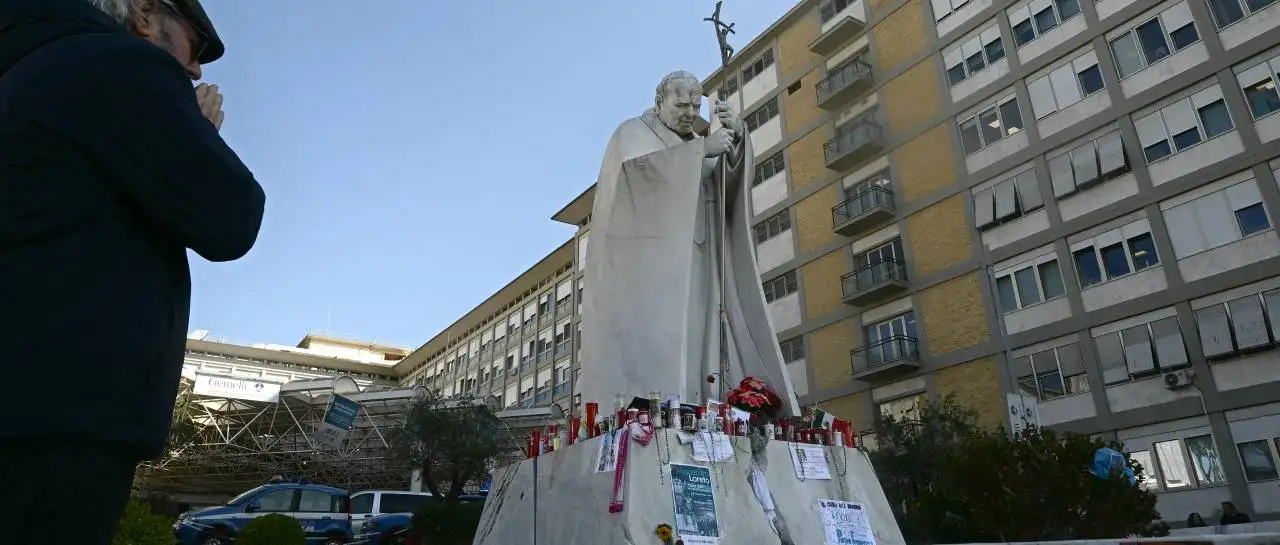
[29,33,265,262]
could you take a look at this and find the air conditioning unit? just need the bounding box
[1163,369,1195,390]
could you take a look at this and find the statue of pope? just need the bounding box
[578,70,800,417]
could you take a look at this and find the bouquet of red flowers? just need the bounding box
[725,376,782,419]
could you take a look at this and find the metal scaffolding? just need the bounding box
[134,376,561,499]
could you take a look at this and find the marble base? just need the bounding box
[473,429,906,545]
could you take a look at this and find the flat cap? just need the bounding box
[173,0,224,64]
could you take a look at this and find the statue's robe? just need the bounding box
[579,108,800,417]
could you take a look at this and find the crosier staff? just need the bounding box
[704,1,736,399]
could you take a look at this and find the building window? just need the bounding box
[742,49,775,84]
[959,94,1024,155]
[1162,179,1271,260]
[944,25,1006,87]
[1208,0,1279,29]
[973,169,1043,230]
[1235,56,1280,120]
[865,312,919,366]
[780,337,805,362]
[1027,49,1104,120]
[995,257,1066,313]
[820,0,856,21]
[1008,0,1083,47]
[744,98,780,132]
[754,152,786,185]
[722,75,740,97]
[1237,439,1280,481]
[1094,316,1189,383]
[1134,85,1234,163]
[1047,130,1129,198]
[763,270,798,303]
[1110,2,1200,79]
[854,239,904,270]
[1194,289,1280,360]
[1071,222,1160,288]
[1134,435,1228,491]
[753,210,791,244]
[877,393,924,423]
[1012,342,1089,401]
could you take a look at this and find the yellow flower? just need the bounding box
[655,523,674,541]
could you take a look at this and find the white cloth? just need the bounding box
[579,108,799,417]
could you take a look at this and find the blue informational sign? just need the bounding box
[324,394,360,431]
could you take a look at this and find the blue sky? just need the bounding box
[191,0,796,348]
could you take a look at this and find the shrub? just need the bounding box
[237,513,305,545]
[412,500,484,545]
[112,499,173,545]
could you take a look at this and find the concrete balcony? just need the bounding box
[851,336,921,382]
[825,120,884,172]
[841,258,909,306]
[832,185,895,236]
[816,58,874,111]
[810,14,866,55]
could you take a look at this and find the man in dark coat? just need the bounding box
[0,0,264,542]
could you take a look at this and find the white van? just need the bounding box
[348,490,434,525]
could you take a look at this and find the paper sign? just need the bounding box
[670,463,720,544]
[594,429,622,473]
[791,444,832,480]
[690,432,734,463]
[818,499,875,545]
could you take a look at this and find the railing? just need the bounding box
[553,382,570,395]
[824,121,883,164]
[537,350,551,364]
[535,389,550,404]
[554,340,570,358]
[555,299,572,316]
[832,185,894,226]
[816,59,873,103]
[851,335,921,373]
[841,257,907,297]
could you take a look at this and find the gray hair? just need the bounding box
[86,0,136,25]
[655,70,703,103]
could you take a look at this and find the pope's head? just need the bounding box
[655,71,703,136]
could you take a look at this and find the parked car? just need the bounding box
[349,490,434,528]
[173,480,353,544]
[356,494,487,545]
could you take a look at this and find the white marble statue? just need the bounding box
[579,70,800,417]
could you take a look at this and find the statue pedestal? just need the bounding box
[473,429,906,545]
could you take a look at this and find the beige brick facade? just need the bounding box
[934,356,1006,429]
[776,9,821,82]
[787,129,831,191]
[918,272,990,355]
[784,70,827,136]
[819,391,873,432]
[881,60,943,139]
[871,0,928,72]
[809,318,858,390]
[894,125,958,203]
[868,0,897,18]
[905,194,973,276]
[794,184,840,253]
[801,248,847,321]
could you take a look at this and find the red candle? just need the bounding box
[718,405,731,434]
[586,403,598,438]
[569,418,580,445]
[531,429,542,457]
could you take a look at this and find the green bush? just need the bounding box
[412,500,484,545]
[112,499,173,545]
[237,513,305,545]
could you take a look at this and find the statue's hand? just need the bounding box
[705,128,736,158]
[714,100,744,136]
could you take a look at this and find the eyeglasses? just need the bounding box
[158,0,209,62]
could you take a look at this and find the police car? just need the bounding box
[354,494,487,545]
[173,479,353,544]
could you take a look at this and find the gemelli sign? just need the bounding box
[192,372,282,403]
